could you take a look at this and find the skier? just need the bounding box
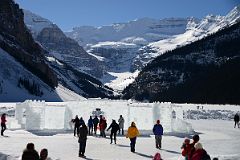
[107,120,120,144]
[72,115,80,136]
[118,115,125,135]
[93,116,99,135]
[191,143,211,160]
[234,113,239,128]
[153,120,163,149]
[100,117,107,137]
[1,113,7,136]
[181,138,191,160]
[126,122,139,152]
[78,123,88,158]
[22,143,40,160]
[88,116,93,135]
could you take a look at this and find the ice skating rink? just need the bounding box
[0,120,240,160]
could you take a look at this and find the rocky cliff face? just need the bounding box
[0,0,58,88]
[123,21,240,104]
[36,26,104,78]
[24,10,104,78]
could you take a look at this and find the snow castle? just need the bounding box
[15,99,193,133]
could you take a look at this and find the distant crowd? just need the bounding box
[1,112,239,160]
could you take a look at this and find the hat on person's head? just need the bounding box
[131,122,136,127]
[194,142,203,150]
[40,148,48,160]
[153,152,162,160]
[192,134,200,143]
[184,138,190,144]
[156,120,160,124]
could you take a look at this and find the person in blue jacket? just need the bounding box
[153,120,163,149]
[88,116,93,135]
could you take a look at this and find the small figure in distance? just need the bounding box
[99,116,107,137]
[93,116,99,135]
[1,113,7,136]
[22,143,39,160]
[88,116,93,135]
[79,117,85,127]
[126,122,139,153]
[118,115,125,135]
[234,112,239,128]
[153,120,163,149]
[72,115,80,137]
[78,123,88,158]
[107,119,120,144]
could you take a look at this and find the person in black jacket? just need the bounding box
[72,115,80,136]
[107,120,120,144]
[93,116,99,135]
[78,124,88,157]
[234,113,239,128]
[22,143,39,160]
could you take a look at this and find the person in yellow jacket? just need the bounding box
[126,122,139,152]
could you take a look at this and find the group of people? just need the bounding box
[22,143,51,160]
[1,112,220,159]
[181,135,211,160]
[71,114,125,157]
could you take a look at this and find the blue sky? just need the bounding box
[16,0,239,31]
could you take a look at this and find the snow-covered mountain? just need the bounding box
[0,0,114,101]
[133,6,240,70]
[65,18,190,47]
[23,10,105,78]
[123,19,240,104]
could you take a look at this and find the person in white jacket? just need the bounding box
[118,115,125,135]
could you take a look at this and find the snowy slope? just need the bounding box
[23,10,55,38]
[66,18,190,47]
[0,48,84,102]
[134,6,240,67]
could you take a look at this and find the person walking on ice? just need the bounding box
[234,112,239,128]
[118,115,125,135]
[153,120,163,149]
[107,120,120,144]
[1,113,7,136]
[88,116,93,135]
[78,124,88,158]
[72,115,80,136]
[93,116,99,135]
[126,122,139,153]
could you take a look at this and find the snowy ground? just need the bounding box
[0,120,239,160]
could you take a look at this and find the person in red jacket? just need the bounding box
[1,113,7,136]
[181,138,191,160]
[191,142,210,160]
[99,117,107,137]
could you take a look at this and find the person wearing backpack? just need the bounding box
[191,142,211,160]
